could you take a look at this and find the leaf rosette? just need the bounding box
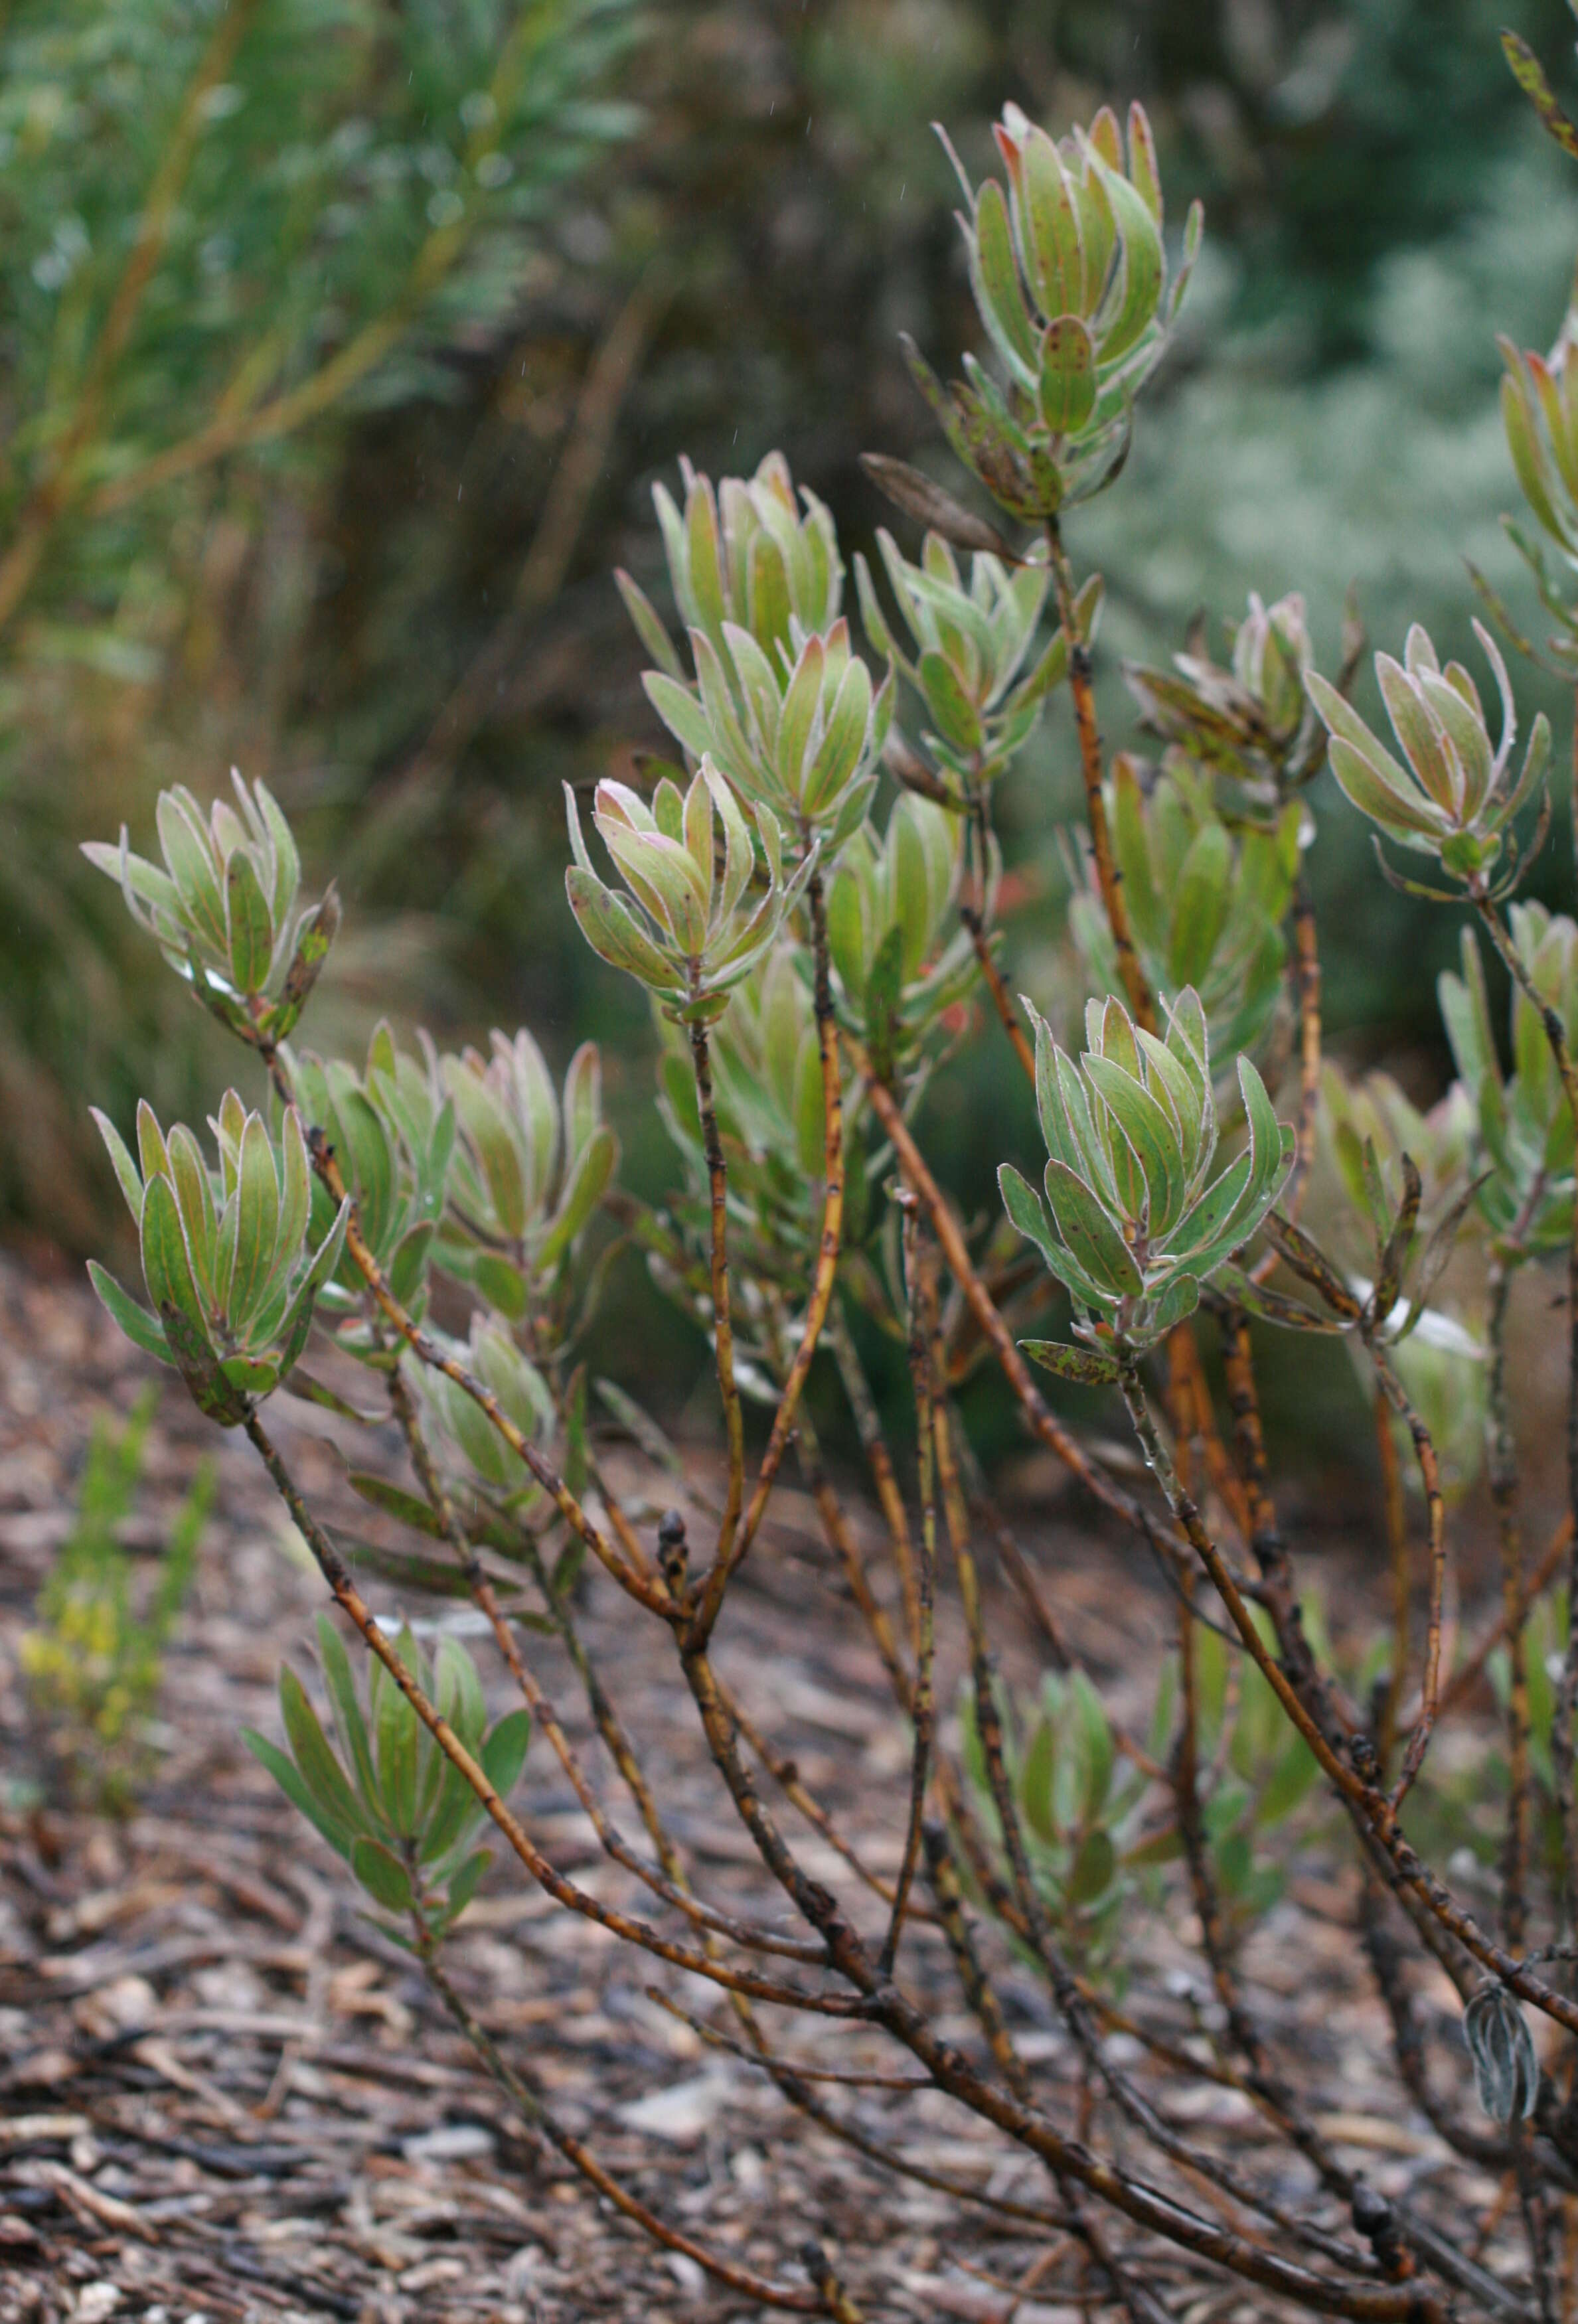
[998,990,1293,1369]
[437,1032,618,1320]
[89,1095,349,1423]
[1124,591,1321,793]
[83,773,339,1047]
[854,526,1099,794]
[907,100,1202,522]
[243,1615,530,1944]
[566,760,815,1022]
[1306,624,1549,894]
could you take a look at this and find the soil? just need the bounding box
[0,1246,1543,2323]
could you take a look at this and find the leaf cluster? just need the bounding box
[243,1614,530,1943]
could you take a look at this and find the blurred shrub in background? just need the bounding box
[0,0,639,1238]
[19,1385,212,1810]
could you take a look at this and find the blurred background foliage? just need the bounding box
[9,0,1578,1439]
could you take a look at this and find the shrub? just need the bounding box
[21,1385,211,1810]
[0,0,638,1241]
[80,16,1578,2316]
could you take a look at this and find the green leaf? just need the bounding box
[226,851,276,996]
[1170,1149,1253,1264]
[441,1848,491,1927]
[351,1835,414,1916]
[276,1111,311,1275]
[242,1727,357,1860]
[87,1262,173,1366]
[776,633,826,801]
[274,1199,351,1379]
[335,1083,396,1257]
[1503,30,1578,161]
[641,672,716,764]
[803,657,873,816]
[157,790,225,953]
[866,923,905,1089]
[374,1641,421,1835]
[1146,1270,1200,1334]
[540,1124,617,1268]
[1083,1055,1184,1236]
[1238,1057,1292,1212]
[1323,734,1447,847]
[998,1163,1057,1263]
[436,1636,488,1756]
[917,649,983,753]
[615,569,682,679]
[1168,822,1232,988]
[1038,315,1097,435]
[140,1172,211,1357]
[1071,1669,1114,1821]
[1020,1717,1058,1842]
[1125,1821,1184,1868]
[967,178,1040,386]
[423,1756,489,1869]
[481,1707,533,1802]
[389,1222,436,1307]
[684,468,727,640]
[220,1353,278,1397]
[1020,1338,1119,1387]
[1042,1160,1143,1297]
[565,867,674,989]
[1089,157,1163,366]
[315,1614,382,1821]
[273,889,340,1038]
[1257,1731,1319,1827]
[341,1468,445,1540]
[91,1107,145,1220]
[277,1664,368,1846]
[1068,1825,1117,1905]
[467,1249,525,1320]
[229,1113,280,1329]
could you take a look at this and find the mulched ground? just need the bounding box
[0,1245,1536,2323]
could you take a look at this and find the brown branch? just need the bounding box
[961,903,1037,1081]
[829,1306,920,1651]
[239,1410,858,2016]
[1372,1342,1447,1814]
[1440,1513,1573,1716]
[1046,522,1153,1033]
[1251,872,1324,1284]
[415,1938,827,2313]
[1375,1385,1411,1773]
[1119,1352,1578,2043]
[307,1130,670,1618]
[880,1208,939,1975]
[921,1821,1030,2101]
[391,1371,823,1964]
[850,1033,1188,1549]
[1487,1254,1532,1952]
